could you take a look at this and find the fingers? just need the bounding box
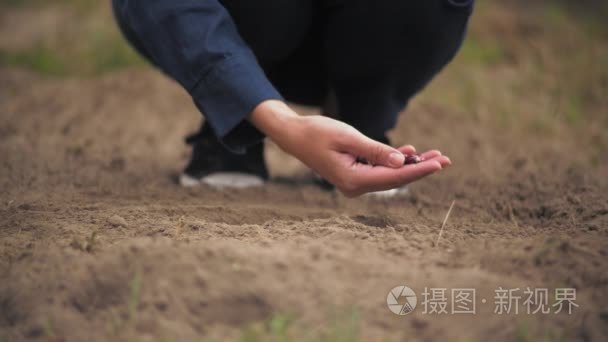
[420,151,451,168]
[398,147,441,160]
[397,148,451,167]
[344,134,404,168]
[343,159,444,197]
[425,154,452,168]
[367,147,451,168]
[396,144,416,155]
[334,133,452,196]
[419,149,441,160]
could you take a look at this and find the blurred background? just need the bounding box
[1,1,607,341]
[1,0,606,165]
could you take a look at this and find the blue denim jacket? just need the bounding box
[113,0,283,153]
[114,0,474,153]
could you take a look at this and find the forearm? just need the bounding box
[119,0,282,153]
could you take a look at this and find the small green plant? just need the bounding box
[109,312,122,335]
[515,318,568,342]
[85,230,98,253]
[459,37,506,66]
[0,0,146,76]
[269,313,292,342]
[43,317,56,339]
[0,0,98,11]
[240,314,293,342]
[128,268,143,323]
[108,269,144,335]
[238,308,360,342]
[320,307,360,342]
[516,320,531,342]
[0,47,67,75]
[565,95,584,126]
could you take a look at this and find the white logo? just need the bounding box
[387,286,417,315]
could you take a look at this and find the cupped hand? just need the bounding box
[280,115,451,197]
[250,100,451,197]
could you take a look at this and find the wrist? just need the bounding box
[249,100,303,147]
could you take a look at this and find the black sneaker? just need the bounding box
[179,124,269,188]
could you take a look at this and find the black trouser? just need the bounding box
[115,0,473,143]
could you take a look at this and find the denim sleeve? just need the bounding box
[121,0,283,153]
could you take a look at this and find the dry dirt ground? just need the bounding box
[1,1,608,341]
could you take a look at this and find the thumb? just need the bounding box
[347,133,405,168]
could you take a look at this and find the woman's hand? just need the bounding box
[250,100,451,197]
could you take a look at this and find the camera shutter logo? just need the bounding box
[387,286,417,315]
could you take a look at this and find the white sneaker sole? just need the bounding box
[365,186,410,198]
[179,172,265,189]
[312,172,409,198]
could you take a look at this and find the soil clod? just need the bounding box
[107,215,128,228]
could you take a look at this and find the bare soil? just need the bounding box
[1,66,607,341]
[1,0,608,340]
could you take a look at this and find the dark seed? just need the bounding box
[356,156,369,165]
[404,154,422,165]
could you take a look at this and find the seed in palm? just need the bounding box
[404,154,422,165]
